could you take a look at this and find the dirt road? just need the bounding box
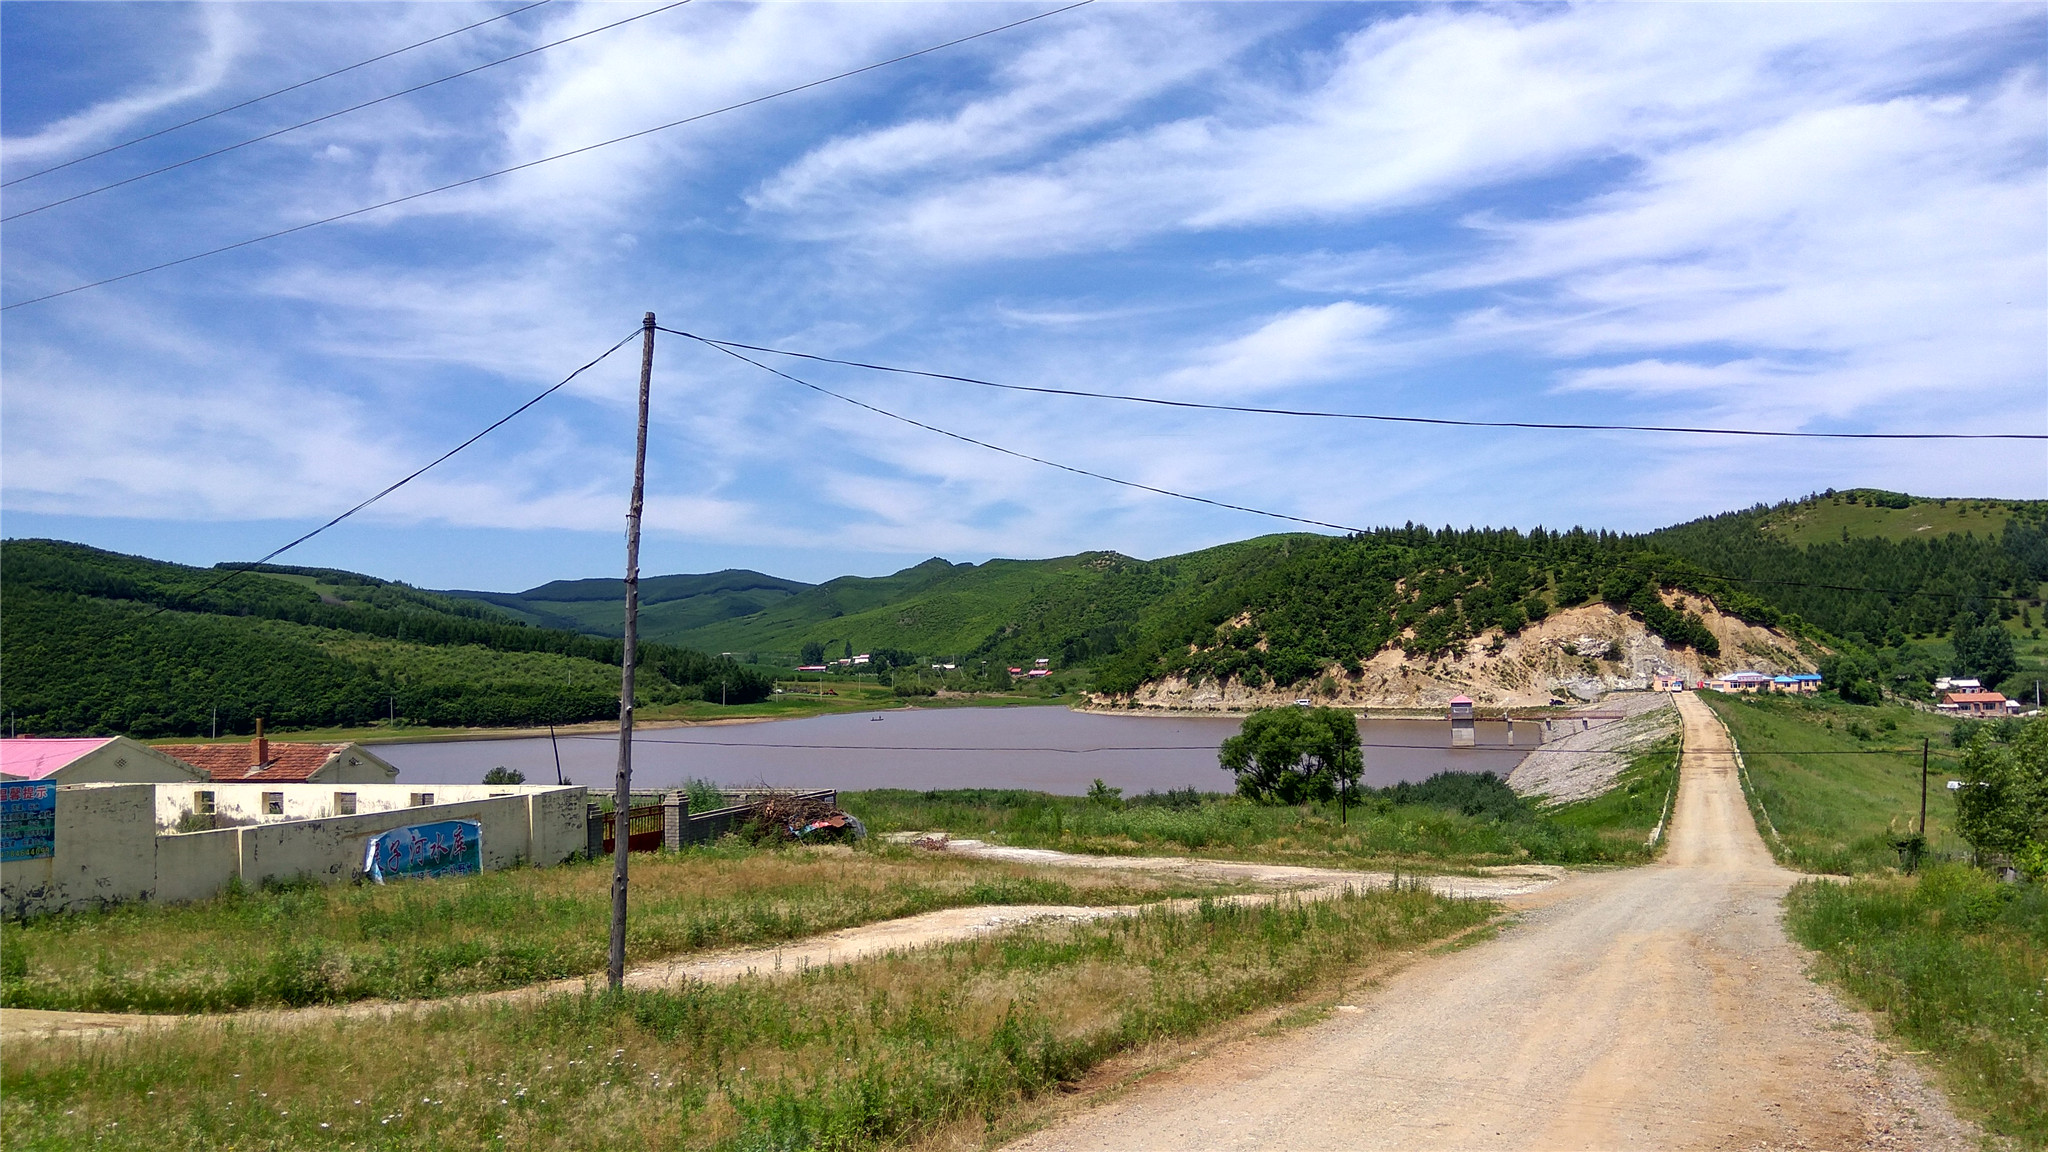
[1004,693,1977,1151]
[0,853,1556,1044]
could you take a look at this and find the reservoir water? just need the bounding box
[377,707,1532,796]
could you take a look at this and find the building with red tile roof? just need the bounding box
[1939,691,2011,717]
[154,732,398,785]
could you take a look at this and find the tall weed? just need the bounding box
[1786,864,2047,1144]
[1,886,1494,1152]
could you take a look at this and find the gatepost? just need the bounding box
[662,790,689,852]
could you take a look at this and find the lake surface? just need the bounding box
[377,707,1534,796]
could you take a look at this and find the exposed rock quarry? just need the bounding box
[1106,597,1816,713]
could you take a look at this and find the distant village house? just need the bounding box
[1939,691,2015,717]
[0,737,209,785]
[152,725,399,786]
[1705,671,1819,695]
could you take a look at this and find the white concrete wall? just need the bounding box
[0,783,157,916]
[2,784,587,918]
[153,825,241,905]
[527,787,588,866]
[234,793,536,888]
[154,783,572,830]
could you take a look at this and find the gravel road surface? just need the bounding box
[1003,692,1978,1151]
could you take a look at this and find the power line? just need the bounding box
[4,1,696,222]
[682,334,2048,442]
[664,327,2033,605]
[0,1,1096,311]
[671,328,1365,535]
[559,733,1960,757]
[2,1,553,188]
[142,326,642,616]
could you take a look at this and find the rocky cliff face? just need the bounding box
[1105,596,1816,713]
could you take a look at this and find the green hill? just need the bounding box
[441,491,2047,700]
[445,570,811,638]
[0,541,775,737]
[1746,489,2043,547]
[9,490,2042,736]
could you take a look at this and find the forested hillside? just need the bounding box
[0,541,774,736]
[418,489,2046,704]
[445,569,810,638]
[8,490,2040,735]
[1647,491,2048,643]
[523,489,2044,701]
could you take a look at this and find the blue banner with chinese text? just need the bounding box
[361,819,481,883]
[1,782,56,862]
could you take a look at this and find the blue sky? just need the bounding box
[3,1,2043,591]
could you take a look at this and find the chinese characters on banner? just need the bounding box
[1,782,57,862]
[361,819,482,883]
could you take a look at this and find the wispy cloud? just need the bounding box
[1,2,2040,588]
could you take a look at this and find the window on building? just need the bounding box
[410,792,434,807]
[263,792,285,815]
[334,792,357,816]
[194,791,216,816]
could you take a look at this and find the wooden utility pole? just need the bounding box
[608,311,656,992]
[1919,736,1929,837]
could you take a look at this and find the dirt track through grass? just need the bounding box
[0,853,1554,1045]
[1,886,1497,1150]
[998,693,1986,1151]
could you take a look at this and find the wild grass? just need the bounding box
[843,753,1673,872]
[1786,864,2048,1146]
[1703,691,1966,874]
[0,844,1242,1014]
[0,884,1494,1152]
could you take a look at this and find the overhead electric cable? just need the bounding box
[146,326,641,615]
[685,334,2048,442]
[664,327,2032,604]
[671,328,1366,534]
[566,734,1960,757]
[0,0,1095,311]
[4,0,695,222]
[2,1,554,188]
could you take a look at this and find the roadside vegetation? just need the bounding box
[1703,690,1968,874]
[1722,692,2047,1144]
[844,738,1676,870]
[1786,866,2047,1147]
[0,884,1494,1152]
[0,844,1246,1014]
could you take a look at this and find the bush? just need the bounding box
[1366,771,1529,822]
[1954,718,2046,869]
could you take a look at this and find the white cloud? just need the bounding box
[0,6,244,162]
[3,1,2040,580]
[760,4,2035,260]
[1447,80,2045,429]
[1160,302,1394,397]
[750,7,1253,214]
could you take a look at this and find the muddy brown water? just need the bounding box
[376,707,1532,795]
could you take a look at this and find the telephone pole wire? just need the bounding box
[609,311,656,991]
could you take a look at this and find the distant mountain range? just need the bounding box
[441,490,2047,672]
[4,488,2041,736]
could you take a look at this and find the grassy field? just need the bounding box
[1702,691,1967,874]
[1756,493,2036,547]
[1786,865,2048,1147]
[0,845,1247,1014]
[0,884,1493,1152]
[843,741,1677,870]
